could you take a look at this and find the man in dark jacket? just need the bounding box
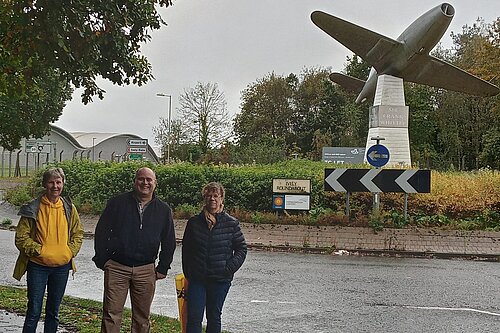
[182,182,247,333]
[93,167,176,333]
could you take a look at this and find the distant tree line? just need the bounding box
[155,17,500,171]
[1,3,498,171]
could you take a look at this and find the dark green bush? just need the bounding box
[5,160,500,231]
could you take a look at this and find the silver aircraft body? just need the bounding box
[311,3,500,103]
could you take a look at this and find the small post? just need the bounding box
[345,192,351,217]
[404,193,408,220]
[371,136,385,213]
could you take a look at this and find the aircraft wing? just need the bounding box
[401,54,500,97]
[311,11,402,72]
[329,73,365,93]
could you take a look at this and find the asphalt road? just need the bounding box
[1,230,499,333]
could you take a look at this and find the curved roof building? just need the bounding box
[0,125,159,176]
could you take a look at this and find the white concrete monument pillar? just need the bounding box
[365,74,411,167]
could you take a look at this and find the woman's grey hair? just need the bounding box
[42,167,65,187]
[202,182,225,200]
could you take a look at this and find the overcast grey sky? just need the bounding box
[54,0,500,152]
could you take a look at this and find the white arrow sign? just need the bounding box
[128,139,148,146]
[324,168,347,192]
[128,147,147,153]
[360,169,382,193]
[368,150,389,161]
[395,169,418,193]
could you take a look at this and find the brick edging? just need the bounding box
[174,220,500,259]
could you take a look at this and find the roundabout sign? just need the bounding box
[366,144,390,167]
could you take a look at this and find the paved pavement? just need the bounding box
[2,231,500,333]
[0,309,24,332]
[0,309,69,332]
[1,195,499,331]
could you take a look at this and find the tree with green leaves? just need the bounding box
[234,67,368,161]
[430,18,500,170]
[0,0,172,149]
[234,72,296,148]
[178,82,231,154]
[153,118,185,163]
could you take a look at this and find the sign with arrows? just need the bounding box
[127,139,148,146]
[366,144,390,167]
[324,168,431,193]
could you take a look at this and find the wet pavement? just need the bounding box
[0,310,25,332]
[1,230,500,332]
[0,309,69,332]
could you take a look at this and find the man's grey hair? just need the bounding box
[42,167,65,187]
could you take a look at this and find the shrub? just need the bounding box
[3,185,34,206]
[173,204,200,219]
[5,161,500,231]
[1,218,12,226]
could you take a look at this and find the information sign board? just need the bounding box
[25,140,52,154]
[272,179,311,194]
[129,153,143,160]
[128,139,148,146]
[128,147,147,153]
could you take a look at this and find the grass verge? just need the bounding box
[0,285,182,332]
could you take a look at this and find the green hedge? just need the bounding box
[7,160,500,231]
[16,160,328,213]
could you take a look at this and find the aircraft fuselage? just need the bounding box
[356,3,455,103]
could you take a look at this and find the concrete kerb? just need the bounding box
[1,199,499,330]
[2,205,500,261]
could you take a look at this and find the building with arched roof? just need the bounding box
[0,125,159,176]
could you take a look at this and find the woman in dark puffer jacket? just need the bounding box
[182,182,247,333]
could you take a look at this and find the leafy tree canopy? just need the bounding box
[0,0,172,149]
[1,0,172,103]
[178,82,231,154]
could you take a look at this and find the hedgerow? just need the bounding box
[5,160,500,230]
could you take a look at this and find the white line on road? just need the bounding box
[250,300,297,304]
[276,301,297,304]
[404,306,500,317]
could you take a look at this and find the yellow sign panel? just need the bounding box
[272,179,311,194]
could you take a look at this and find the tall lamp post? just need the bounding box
[156,93,172,163]
[92,137,96,162]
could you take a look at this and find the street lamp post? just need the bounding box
[156,93,172,164]
[92,137,96,162]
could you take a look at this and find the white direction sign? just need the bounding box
[128,147,147,153]
[395,169,418,193]
[127,139,148,146]
[359,169,382,193]
[324,169,348,192]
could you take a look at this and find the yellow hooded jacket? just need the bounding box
[13,195,83,281]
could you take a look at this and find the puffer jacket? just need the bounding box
[182,211,247,282]
[13,195,84,281]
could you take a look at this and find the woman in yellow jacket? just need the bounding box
[13,167,83,333]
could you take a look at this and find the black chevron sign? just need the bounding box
[324,169,431,193]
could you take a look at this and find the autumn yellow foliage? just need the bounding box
[407,170,500,218]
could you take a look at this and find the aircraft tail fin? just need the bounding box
[329,73,365,94]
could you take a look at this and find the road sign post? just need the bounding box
[126,138,147,161]
[366,137,389,213]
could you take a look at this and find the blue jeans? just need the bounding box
[186,279,231,333]
[23,261,71,333]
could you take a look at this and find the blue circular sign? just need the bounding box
[366,144,390,167]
